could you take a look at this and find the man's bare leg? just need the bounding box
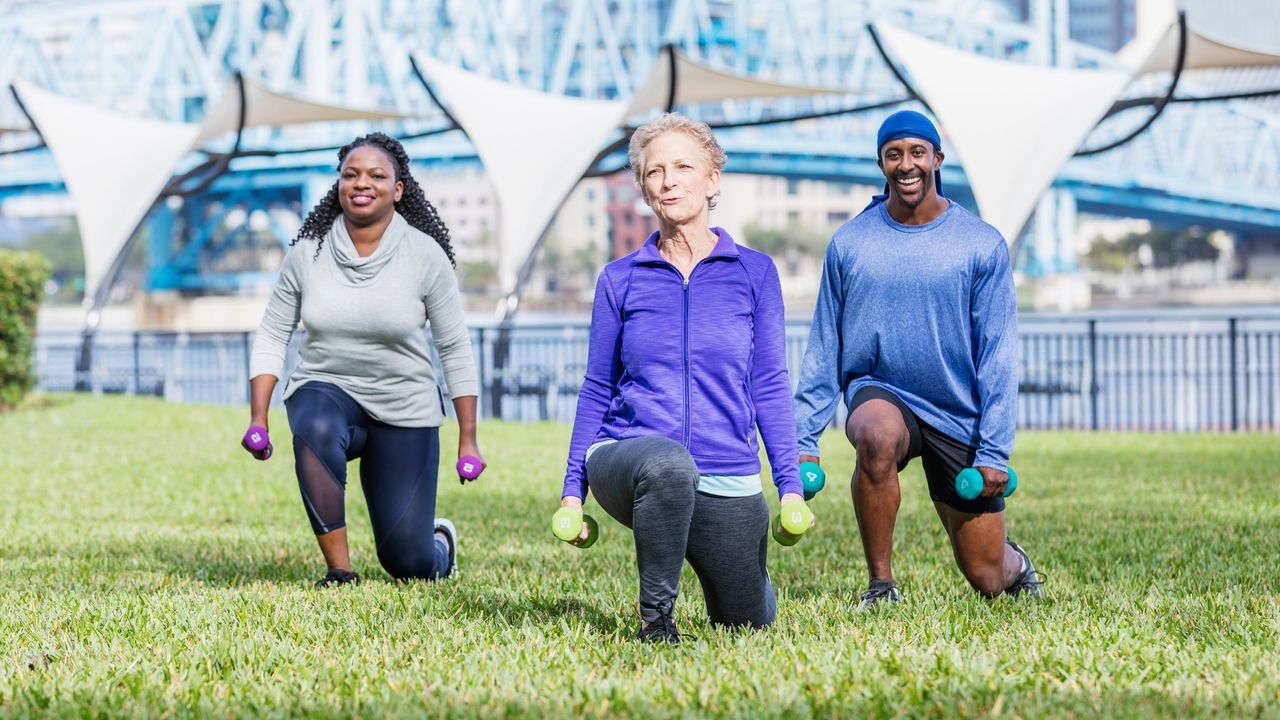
[846,400,913,584]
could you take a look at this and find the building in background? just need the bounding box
[420,166,500,298]
[605,173,656,260]
[525,178,610,308]
[1069,0,1136,51]
[995,0,1136,51]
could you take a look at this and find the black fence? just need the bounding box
[34,314,1280,431]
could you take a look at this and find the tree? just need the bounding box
[19,220,83,301]
[1084,225,1221,272]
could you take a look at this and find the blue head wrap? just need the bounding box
[862,110,945,213]
[877,110,942,154]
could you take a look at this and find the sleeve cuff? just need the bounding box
[973,453,1009,474]
[443,378,479,398]
[248,354,284,381]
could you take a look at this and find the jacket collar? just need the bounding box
[634,227,739,265]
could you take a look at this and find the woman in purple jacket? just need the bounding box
[559,113,813,643]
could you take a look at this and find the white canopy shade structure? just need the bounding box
[872,23,1135,244]
[412,53,631,296]
[1122,0,1280,74]
[194,75,414,147]
[11,76,415,318]
[625,46,856,116]
[414,49,864,302]
[12,80,200,304]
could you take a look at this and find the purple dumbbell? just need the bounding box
[243,425,273,460]
[456,455,483,483]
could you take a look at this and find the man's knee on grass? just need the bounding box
[961,561,1008,598]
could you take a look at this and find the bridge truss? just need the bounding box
[0,0,1277,291]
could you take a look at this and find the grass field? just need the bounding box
[2,394,1279,718]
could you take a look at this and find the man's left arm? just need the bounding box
[970,240,1018,473]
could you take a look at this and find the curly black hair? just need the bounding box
[293,132,455,266]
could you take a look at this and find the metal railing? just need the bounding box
[34,314,1280,431]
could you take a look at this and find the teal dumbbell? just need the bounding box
[551,506,599,548]
[955,466,1019,501]
[800,461,826,501]
[771,500,814,546]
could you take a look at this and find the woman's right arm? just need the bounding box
[245,248,304,439]
[248,375,278,429]
[561,269,624,500]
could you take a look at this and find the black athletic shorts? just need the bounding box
[848,385,1005,515]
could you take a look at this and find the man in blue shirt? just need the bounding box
[793,110,1043,609]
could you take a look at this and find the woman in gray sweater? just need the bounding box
[243,133,482,586]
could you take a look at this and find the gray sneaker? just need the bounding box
[434,518,457,578]
[857,578,902,611]
[1005,540,1045,598]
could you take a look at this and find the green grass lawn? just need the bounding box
[2,394,1278,718]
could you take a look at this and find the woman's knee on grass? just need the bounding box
[377,542,442,581]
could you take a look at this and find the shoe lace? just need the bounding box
[316,569,360,588]
[641,600,682,642]
[861,580,897,602]
[1016,568,1047,588]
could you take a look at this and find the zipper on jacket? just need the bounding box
[682,275,691,447]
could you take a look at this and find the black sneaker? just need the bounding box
[637,602,680,644]
[435,518,457,578]
[315,568,361,588]
[857,578,902,611]
[1005,540,1045,598]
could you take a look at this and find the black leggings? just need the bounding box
[285,382,450,580]
[587,437,776,629]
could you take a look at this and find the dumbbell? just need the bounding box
[551,506,599,548]
[954,466,1019,501]
[242,425,272,460]
[456,455,484,484]
[800,461,826,501]
[771,499,814,547]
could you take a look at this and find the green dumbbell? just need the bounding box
[551,506,599,548]
[771,500,814,546]
[954,466,1019,501]
[800,461,826,501]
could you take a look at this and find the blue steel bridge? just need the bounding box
[1,0,1278,294]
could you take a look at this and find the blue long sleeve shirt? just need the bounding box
[793,201,1018,471]
[562,228,803,501]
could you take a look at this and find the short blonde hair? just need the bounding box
[628,112,727,208]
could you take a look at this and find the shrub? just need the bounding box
[0,250,52,410]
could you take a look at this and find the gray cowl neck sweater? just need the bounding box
[250,212,478,427]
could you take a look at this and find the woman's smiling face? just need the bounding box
[338,145,403,226]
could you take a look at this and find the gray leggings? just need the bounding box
[586,436,776,628]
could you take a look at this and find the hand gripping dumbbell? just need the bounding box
[800,461,826,501]
[551,506,599,548]
[242,425,273,460]
[954,466,1018,501]
[771,499,814,547]
[456,455,484,484]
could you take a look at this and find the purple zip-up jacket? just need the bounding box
[561,228,802,501]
